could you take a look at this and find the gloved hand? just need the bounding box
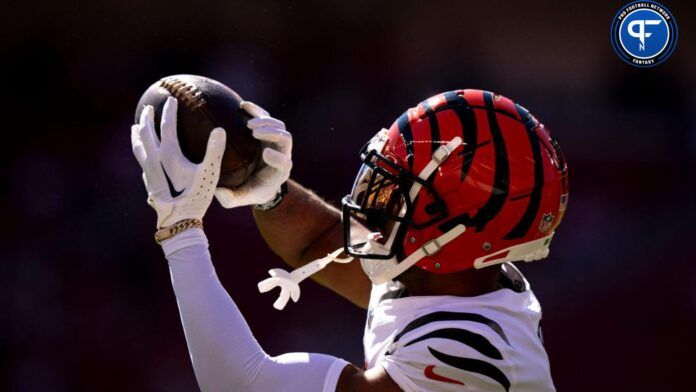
[131,97,227,228]
[214,101,292,209]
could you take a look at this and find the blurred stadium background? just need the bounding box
[2,1,694,390]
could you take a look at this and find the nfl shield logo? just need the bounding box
[538,213,555,232]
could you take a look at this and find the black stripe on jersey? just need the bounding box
[503,103,544,240]
[396,111,414,170]
[403,328,503,360]
[429,347,511,392]
[393,311,510,345]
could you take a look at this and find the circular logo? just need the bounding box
[611,1,678,67]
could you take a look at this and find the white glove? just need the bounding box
[214,101,292,209]
[131,97,227,228]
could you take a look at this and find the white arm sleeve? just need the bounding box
[161,228,349,392]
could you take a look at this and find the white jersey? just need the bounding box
[363,263,555,392]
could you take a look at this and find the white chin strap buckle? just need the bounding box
[258,248,353,310]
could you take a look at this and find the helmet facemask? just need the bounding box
[342,149,411,258]
[342,131,463,284]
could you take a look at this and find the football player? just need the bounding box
[131,89,568,391]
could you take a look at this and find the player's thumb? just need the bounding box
[202,128,227,170]
[215,187,239,208]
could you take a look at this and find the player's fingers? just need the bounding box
[162,96,178,126]
[142,171,148,184]
[131,124,143,148]
[131,123,140,145]
[201,128,227,171]
[241,101,270,118]
[139,104,154,127]
[215,187,241,208]
[252,127,292,154]
[132,128,161,177]
[131,125,147,166]
[161,97,183,154]
[251,126,289,142]
[139,125,160,154]
[138,106,161,151]
[248,116,285,130]
[142,163,167,196]
[262,148,292,172]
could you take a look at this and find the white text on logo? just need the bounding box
[627,19,662,50]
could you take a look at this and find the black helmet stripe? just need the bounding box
[417,91,478,181]
[443,91,478,182]
[438,91,510,233]
[420,99,441,155]
[503,104,544,239]
[473,91,510,231]
[396,111,414,170]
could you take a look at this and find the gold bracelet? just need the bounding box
[154,219,203,244]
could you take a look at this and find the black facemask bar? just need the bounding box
[341,148,448,260]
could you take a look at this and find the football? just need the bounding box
[134,74,261,189]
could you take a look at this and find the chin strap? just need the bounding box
[409,136,462,200]
[258,248,353,310]
[369,224,466,285]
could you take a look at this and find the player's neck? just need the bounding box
[398,265,502,297]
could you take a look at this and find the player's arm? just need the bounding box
[163,228,400,392]
[131,104,397,391]
[251,180,371,308]
[215,104,371,309]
